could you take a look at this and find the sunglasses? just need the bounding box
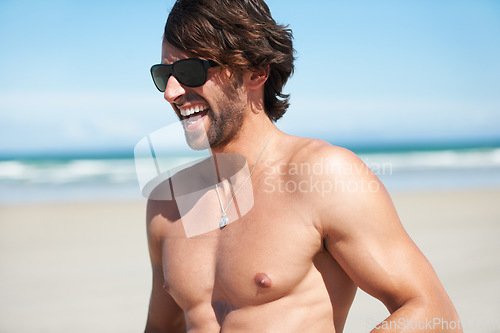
[150,58,219,92]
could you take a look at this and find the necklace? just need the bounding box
[214,128,278,229]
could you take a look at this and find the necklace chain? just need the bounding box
[214,128,278,228]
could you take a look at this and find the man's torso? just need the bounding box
[149,138,357,332]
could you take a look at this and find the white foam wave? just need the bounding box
[360,148,500,172]
[0,159,139,185]
[1,148,499,187]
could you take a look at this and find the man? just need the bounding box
[144,0,461,332]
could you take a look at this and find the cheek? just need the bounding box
[200,84,227,108]
[202,73,245,111]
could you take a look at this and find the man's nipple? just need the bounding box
[254,272,272,288]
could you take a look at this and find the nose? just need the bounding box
[163,75,186,104]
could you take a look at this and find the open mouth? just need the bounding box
[179,105,210,129]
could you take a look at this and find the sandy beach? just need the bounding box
[0,189,499,333]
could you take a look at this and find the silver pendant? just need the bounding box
[220,214,228,228]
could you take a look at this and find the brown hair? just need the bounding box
[164,0,295,122]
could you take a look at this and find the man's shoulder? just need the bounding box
[284,136,364,174]
[146,196,180,232]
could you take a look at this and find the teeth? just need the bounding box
[180,105,208,117]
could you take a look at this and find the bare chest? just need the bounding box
[160,190,322,310]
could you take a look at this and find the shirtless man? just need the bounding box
[143,0,461,332]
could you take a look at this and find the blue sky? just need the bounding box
[0,0,499,156]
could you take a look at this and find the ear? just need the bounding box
[245,65,269,90]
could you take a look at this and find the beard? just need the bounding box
[206,102,245,148]
[183,104,245,151]
[183,82,245,151]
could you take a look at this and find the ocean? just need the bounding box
[1,147,500,204]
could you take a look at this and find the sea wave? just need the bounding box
[0,159,138,185]
[1,148,499,202]
[360,148,500,172]
[1,148,499,186]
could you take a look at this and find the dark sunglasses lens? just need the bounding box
[174,60,206,87]
[151,65,171,92]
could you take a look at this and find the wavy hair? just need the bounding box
[164,0,295,122]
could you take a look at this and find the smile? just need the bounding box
[179,104,209,117]
[178,104,210,130]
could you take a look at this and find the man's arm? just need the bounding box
[144,199,186,333]
[314,146,461,332]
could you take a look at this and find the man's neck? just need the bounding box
[210,114,278,169]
